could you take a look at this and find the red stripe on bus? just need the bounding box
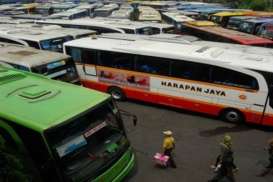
[81,79,273,126]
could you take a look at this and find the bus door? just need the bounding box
[261,86,273,125]
[81,49,98,84]
[0,120,40,182]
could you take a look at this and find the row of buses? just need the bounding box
[2,31,273,127]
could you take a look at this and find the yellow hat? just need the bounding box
[224,134,232,143]
[163,130,173,136]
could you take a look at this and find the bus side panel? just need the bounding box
[81,79,223,116]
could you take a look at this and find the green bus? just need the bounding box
[0,66,136,182]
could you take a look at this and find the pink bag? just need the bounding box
[153,153,169,167]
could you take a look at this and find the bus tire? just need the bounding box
[221,109,244,124]
[108,87,125,100]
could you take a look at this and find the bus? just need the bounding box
[0,42,80,83]
[48,8,89,20]
[138,6,162,22]
[0,23,96,52]
[94,3,119,17]
[37,18,173,35]
[257,21,273,40]
[183,21,273,47]
[239,18,273,35]
[226,16,255,30]
[209,11,254,27]
[0,66,136,182]
[64,35,273,126]
[162,11,194,29]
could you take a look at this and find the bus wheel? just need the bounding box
[221,109,244,124]
[108,87,125,100]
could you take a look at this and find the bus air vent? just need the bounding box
[19,89,52,100]
[17,87,61,103]
[8,51,37,56]
[0,72,25,85]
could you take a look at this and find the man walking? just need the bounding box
[162,130,177,168]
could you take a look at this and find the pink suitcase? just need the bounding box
[153,153,169,167]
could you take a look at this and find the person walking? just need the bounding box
[162,130,177,168]
[208,134,236,182]
[257,138,273,177]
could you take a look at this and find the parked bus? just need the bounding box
[138,6,162,22]
[239,18,273,35]
[0,23,96,52]
[64,35,273,126]
[210,11,253,27]
[48,8,89,20]
[162,11,194,28]
[0,66,136,182]
[183,21,273,47]
[226,16,255,30]
[37,18,170,34]
[257,21,273,40]
[0,42,79,83]
[94,3,119,17]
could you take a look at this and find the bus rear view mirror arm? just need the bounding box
[119,109,137,126]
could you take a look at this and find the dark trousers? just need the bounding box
[259,158,273,176]
[164,148,177,168]
[214,155,237,169]
[209,163,235,182]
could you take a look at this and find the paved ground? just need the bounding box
[117,100,273,182]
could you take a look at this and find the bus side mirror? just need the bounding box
[119,109,137,126]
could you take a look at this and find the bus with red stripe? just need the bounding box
[64,35,273,126]
[183,21,273,47]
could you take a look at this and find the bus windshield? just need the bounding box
[40,36,73,52]
[137,27,160,35]
[240,22,254,34]
[46,102,129,182]
[31,58,79,83]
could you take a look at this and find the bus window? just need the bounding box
[40,36,73,52]
[0,127,33,182]
[99,51,134,70]
[66,47,81,63]
[31,58,78,83]
[23,40,40,49]
[136,55,170,75]
[171,61,210,82]
[137,27,160,35]
[123,29,135,34]
[0,37,25,46]
[11,124,55,181]
[82,49,98,65]
[211,66,258,90]
[45,102,128,181]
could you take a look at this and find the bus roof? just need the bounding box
[212,11,253,17]
[0,42,70,67]
[162,12,194,22]
[0,23,95,41]
[0,66,110,132]
[64,36,273,73]
[138,6,162,22]
[184,22,273,45]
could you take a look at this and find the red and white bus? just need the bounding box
[183,21,273,47]
[64,35,273,126]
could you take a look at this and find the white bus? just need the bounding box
[0,23,96,52]
[48,8,89,20]
[94,3,119,17]
[64,35,273,127]
[0,42,80,84]
[162,11,195,28]
[37,18,175,34]
[138,6,162,22]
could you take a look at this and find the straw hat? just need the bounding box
[163,130,173,136]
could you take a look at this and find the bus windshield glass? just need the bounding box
[162,27,176,34]
[46,102,129,182]
[40,36,73,52]
[31,58,78,83]
[240,22,254,33]
[137,27,160,35]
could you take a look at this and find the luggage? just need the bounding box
[153,153,169,167]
